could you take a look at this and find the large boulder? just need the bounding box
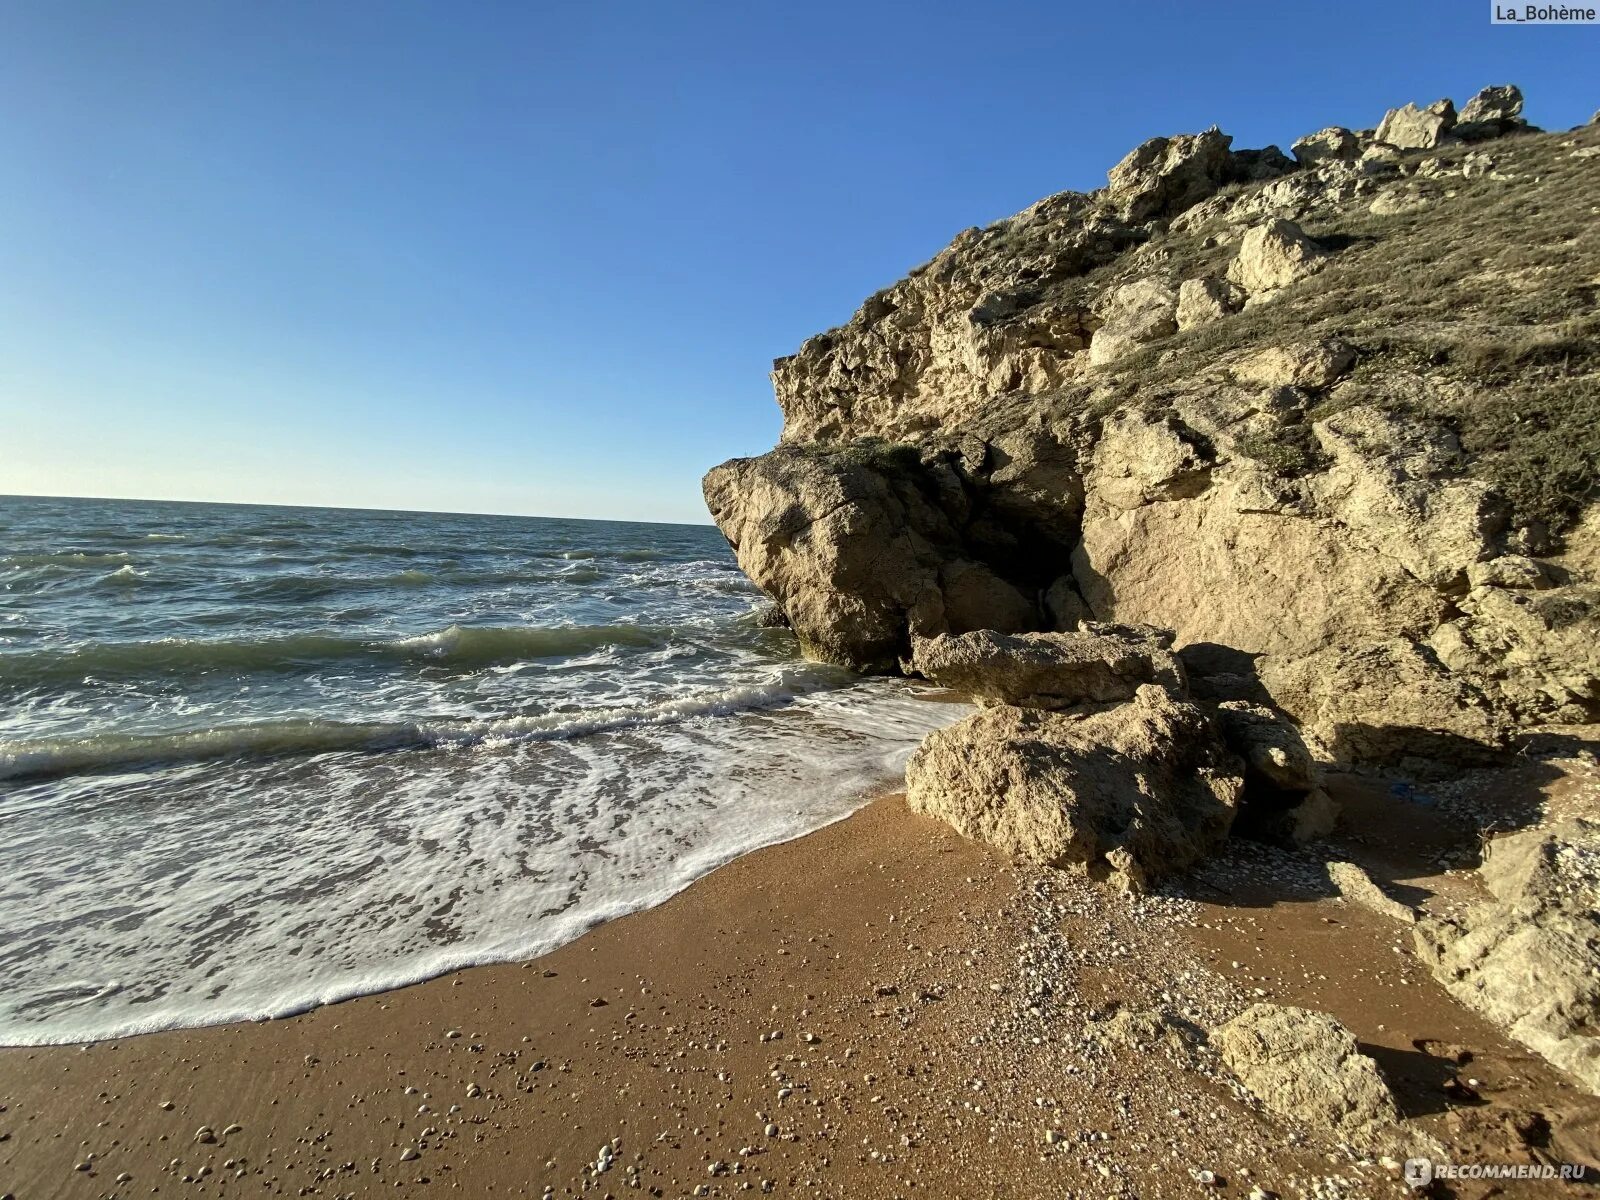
[907,624,1185,709]
[1087,278,1178,366]
[1461,84,1523,125]
[1107,129,1234,222]
[703,443,1039,672]
[1213,1004,1402,1151]
[1226,218,1326,296]
[904,685,1243,891]
[1415,819,1600,1093]
[1375,98,1456,150]
[1175,275,1242,330]
[1291,126,1360,166]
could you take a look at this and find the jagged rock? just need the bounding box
[1376,98,1456,150]
[1467,554,1552,590]
[907,625,1184,709]
[1291,127,1360,166]
[703,443,1040,672]
[1370,182,1438,216]
[1107,128,1234,222]
[1175,275,1243,330]
[1215,701,1336,843]
[1259,636,1504,765]
[1088,278,1177,366]
[1233,338,1356,390]
[1415,819,1600,1093]
[905,685,1243,891]
[1213,1004,1402,1150]
[1429,582,1600,725]
[1091,1006,1207,1065]
[1214,700,1316,792]
[1310,407,1503,591]
[1043,575,1092,630]
[1460,84,1524,127]
[1326,861,1417,924]
[1227,218,1326,296]
[1089,412,1213,510]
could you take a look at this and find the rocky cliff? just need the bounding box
[705,85,1600,768]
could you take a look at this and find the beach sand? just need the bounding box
[4,772,1598,1200]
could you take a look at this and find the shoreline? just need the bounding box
[6,765,1599,1199]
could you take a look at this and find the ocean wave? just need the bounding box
[2,551,132,570]
[0,672,850,781]
[0,622,680,688]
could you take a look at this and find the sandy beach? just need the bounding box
[5,749,1599,1200]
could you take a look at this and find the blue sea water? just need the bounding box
[0,496,962,1045]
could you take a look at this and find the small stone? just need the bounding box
[444,1029,462,1039]
[195,1127,216,1145]
[764,1123,779,1138]
[158,1101,174,1111]
[1044,1129,1064,1145]
[399,1147,420,1162]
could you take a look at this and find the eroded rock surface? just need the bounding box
[904,685,1244,892]
[1213,1004,1403,1151]
[707,83,1597,772]
[1416,818,1600,1092]
[907,625,1184,709]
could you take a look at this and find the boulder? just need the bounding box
[1226,218,1326,296]
[1375,98,1457,150]
[1415,819,1600,1093]
[1214,700,1337,843]
[1233,338,1356,390]
[904,685,1244,891]
[1088,278,1178,366]
[1459,84,1524,127]
[1291,126,1360,166]
[1213,1004,1402,1150]
[1107,129,1234,222]
[1175,275,1242,330]
[1326,861,1417,924]
[907,625,1185,709]
[703,443,1040,673]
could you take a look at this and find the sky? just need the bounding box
[1,2,1594,524]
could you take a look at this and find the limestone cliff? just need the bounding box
[705,86,1600,765]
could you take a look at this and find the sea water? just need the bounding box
[0,496,964,1044]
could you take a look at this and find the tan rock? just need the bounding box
[1259,637,1504,764]
[904,686,1243,891]
[1291,126,1360,166]
[1074,485,1450,660]
[1233,338,1356,390]
[1107,128,1234,222]
[1227,218,1326,296]
[1326,861,1417,924]
[1175,276,1242,330]
[1309,407,1503,591]
[1213,1004,1402,1150]
[1375,98,1456,150]
[702,444,1040,673]
[1088,278,1178,366]
[1415,819,1600,1093]
[907,625,1185,710]
[1460,84,1524,126]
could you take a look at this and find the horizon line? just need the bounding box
[0,490,720,529]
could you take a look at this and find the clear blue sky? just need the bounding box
[2,2,1593,523]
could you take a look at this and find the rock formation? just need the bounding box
[1213,1004,1405,1152]
[1415,818,1600,1093]
[706,82,1599,763]
[705,80,1599,1091]
[904,684,1243,892]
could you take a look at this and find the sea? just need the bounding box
[0,495,964,1046]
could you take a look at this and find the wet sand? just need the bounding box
[4,767,1599,1200]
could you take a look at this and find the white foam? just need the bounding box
[0,683,968,1045]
